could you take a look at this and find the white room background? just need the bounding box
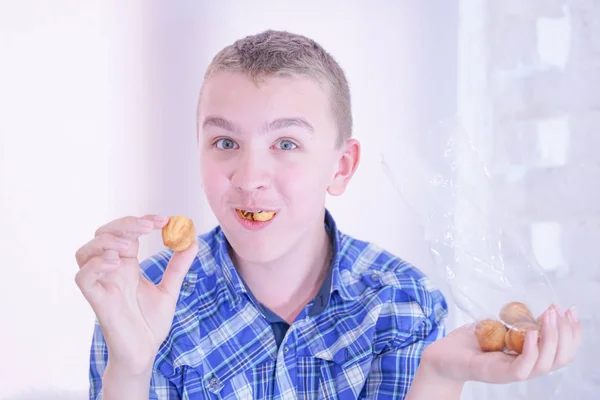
[1,1,597,399]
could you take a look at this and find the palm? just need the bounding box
[424,307,582,385]
[428,325,524,383]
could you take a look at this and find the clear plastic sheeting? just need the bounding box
[382,118,558,320]
[381,117,595,398]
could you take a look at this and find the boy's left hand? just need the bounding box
[422,304,583,384]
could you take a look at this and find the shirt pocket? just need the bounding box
[179,359,277,399]
[297,342,374,400]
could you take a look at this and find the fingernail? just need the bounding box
[138,218,153,227]
[549,307,557,328]
[569,307,579,323]
[555,304,565,318]
[151,215,168,222]
[529,330,539,346]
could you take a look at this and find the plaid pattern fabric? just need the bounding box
[89,210,448,399]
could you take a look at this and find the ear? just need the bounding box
[327,139,361,196]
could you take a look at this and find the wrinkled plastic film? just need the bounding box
[381,118,558,324]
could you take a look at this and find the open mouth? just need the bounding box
[236,209,276,222]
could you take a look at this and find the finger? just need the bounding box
[75,233,134,268]
[552,305,574,369]
[75,253,120,302]
[532,306,558,376]
[510,330,539,381]
[140,214,170,229]
[567,307,583,361]
[158,240,199,299]
[94,215,168,240]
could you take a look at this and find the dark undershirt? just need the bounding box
[239,256,334,350]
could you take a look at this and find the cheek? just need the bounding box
[200,160,228,196]
[274,162,331,199]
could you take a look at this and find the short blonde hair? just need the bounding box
[202,30,352,146]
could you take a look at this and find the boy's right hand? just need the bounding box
[74,215,198,376]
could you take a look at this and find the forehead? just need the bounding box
[198,71,335,131]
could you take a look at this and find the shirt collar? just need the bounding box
[214,232,248,309]
[309,209,355,314]
[214,208,356,312]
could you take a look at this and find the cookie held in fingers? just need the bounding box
[162,215,196,251]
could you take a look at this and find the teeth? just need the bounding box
[236,209,276,222]
[253,211,275,222]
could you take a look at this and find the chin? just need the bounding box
[216,217,276,259]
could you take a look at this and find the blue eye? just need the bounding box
[215,138,238,150]
[277,139,297,151]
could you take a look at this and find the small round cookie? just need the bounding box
[162,215,196,251]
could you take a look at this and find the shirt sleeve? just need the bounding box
[359,287,448,399]
[88,319,181,400]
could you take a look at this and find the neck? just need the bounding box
[231,216,332,324]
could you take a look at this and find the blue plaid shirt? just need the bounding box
[89,210,448,399]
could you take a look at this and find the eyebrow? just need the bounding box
[201,116,314,135]
[264,117,314,134]
[202,116,240,133]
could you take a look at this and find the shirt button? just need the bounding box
[208,376,219,389]
[371,273,380,281]
[284,346,290,354]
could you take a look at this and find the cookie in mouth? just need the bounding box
[236,209,276,222]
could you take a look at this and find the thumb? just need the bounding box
[158,240,199,298]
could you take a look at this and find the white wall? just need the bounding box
[0,1,157,398]
[0,1,471,398]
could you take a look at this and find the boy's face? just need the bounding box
[197,71,359,263]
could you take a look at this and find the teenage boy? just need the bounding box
[75,30,582,399]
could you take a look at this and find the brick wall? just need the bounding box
[455,1,599,398]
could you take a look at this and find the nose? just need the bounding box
[230,150,272,192]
